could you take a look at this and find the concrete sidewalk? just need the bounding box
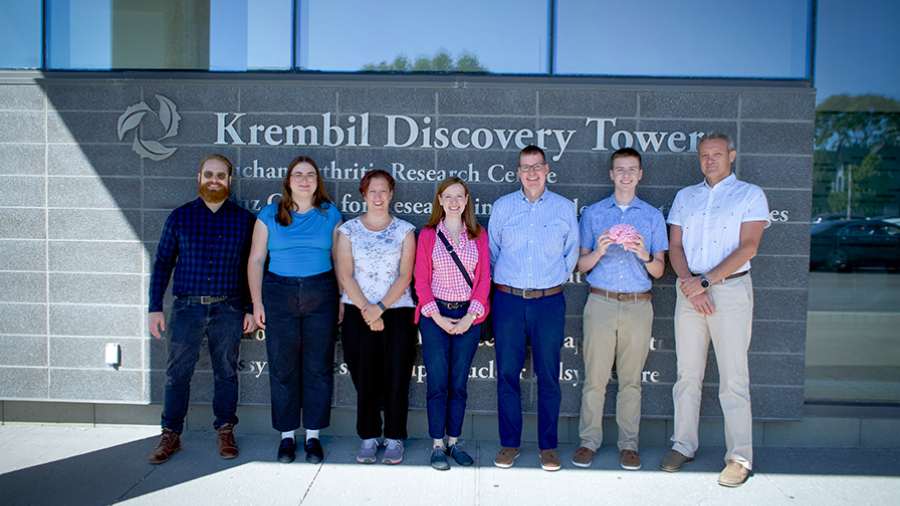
[0,426,898,506]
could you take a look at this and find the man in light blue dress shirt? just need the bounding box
[571,148,667,471]
[488,145,579,471]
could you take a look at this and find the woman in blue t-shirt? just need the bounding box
[248,156,342,465]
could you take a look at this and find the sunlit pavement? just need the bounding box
[0,426,898,505]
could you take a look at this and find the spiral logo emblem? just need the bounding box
[117,94,181,161]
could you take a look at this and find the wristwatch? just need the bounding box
[700,275,711,289]
[376,301,386,311]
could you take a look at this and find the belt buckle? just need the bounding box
[521,288,537,299]
[200,296,224,305]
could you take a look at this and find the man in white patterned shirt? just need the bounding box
[660,133,769,488]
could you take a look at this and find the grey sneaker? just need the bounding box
[356,439,377,464]
[382,438,404,465]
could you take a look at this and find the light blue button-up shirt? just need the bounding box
[488,189,579,289]
[579,195,668,293]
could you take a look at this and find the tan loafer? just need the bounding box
[571,446,595,468]
[494,447,520,468]
[659,449,693,472]
[539,449,561,472]
[718,460,751,487]
[619,449,641,470]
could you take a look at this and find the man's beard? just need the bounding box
[199,181,229,203]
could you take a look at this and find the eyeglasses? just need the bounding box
[517,162,546,173]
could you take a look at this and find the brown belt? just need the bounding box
[590,288,652,302]
[495,284,563,300]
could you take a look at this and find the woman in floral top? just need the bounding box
[413,177,491,471]
[334,169,416,465]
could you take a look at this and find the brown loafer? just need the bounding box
[619,449,641,470]
[148,429,181,464]
[659,449,693,472]
[494,447,520,468]
[539,449,561,472]
[571,446,595,468]
[217,423,239,459]
[718,460,750,487]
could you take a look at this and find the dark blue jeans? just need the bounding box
[263,270,338,432]
[493,290,566,450]
[162,297,243,434]
[419,300,481,440]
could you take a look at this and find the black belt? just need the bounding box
[495,284,563,299]
[179,295,232,305]
[435,299,470,310]
[691,270,750,282]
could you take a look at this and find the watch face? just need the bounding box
[701,278,710,288]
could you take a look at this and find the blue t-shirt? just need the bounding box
[257,201,342,277]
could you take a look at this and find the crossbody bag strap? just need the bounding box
[436,229,474,288]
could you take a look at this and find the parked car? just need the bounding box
[810,219,900,272]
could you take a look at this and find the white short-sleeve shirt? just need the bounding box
[667,174,770,274]
[338,216,416,308]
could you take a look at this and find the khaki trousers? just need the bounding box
[578,293,653,451]
[672,274,754,470]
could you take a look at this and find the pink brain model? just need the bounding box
[607,224,640,245]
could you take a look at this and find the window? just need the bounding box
[0,0,42,69]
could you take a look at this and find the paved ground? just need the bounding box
[1,425,898,505]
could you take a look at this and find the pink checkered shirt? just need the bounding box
[420,221,485,318]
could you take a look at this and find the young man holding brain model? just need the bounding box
[572,147,668,471]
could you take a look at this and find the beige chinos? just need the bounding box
[579,293,653,451]
[671,274,754,470]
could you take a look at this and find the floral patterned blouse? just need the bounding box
[338,216,416,308]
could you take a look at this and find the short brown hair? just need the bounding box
[358,169,395,195]
[425,177,482,238]
[198,154,234,176]
[519,144,546,163]
[610,147,642,169]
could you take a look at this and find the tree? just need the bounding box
[361,50,486,72]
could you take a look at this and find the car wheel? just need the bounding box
[828,250,850,272]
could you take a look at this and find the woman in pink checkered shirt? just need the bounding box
[413,177,492,471]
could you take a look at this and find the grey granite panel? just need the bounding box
[0,176,44,206]
[140,111,220,145]
[150,370,165,403]
[741,121,815,155]
[239,371,271,404]
[49,304,142,337]
[237,146,337,179]
[0,208,45,239]
[754,288,808,321]
[438,116,540,150]
[765,189,812,223]
[538,117,638,154]
[141,83,239,112]
[0,303,47,334]
[48,144,139,176]
[740,155,812,189]
[0,335,47,366]
[48,209,140,240]
[436,149,530,187]
[0,144,44,175]
[143,210,170,242]
[0,240,46,271]
[49,241,143,273]
[0,111,43,143]
[651,318,806,355]
[333,372,356,407]
[143,178,199,210]
[338,147,435,183]
[145,145,239,178]
[746,256,809,289]
[49,273,142,304]
[0,368,48,399]
[638,119,738,150]
[439,88,535,115]
[0,272,46,303]
[0,84,44,110]
[49,369,143,401]
[539,89,637,117]
[757,223,810,256]
[632,153,702,188]
[741,91,816,120]
[240,85,337,113]
[49,337,143,369]
[339,87,435,114]
[636,384,803,419]
[44,83,141,111]
[47,111,121,143]
[640,91,738,118]
[48,176,141,209]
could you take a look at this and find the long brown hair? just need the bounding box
[276,156,332,226]
[425,177,482,238]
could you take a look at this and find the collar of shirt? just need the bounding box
[437,219,470,246]
[599,194,653,212]
[703,173,737,191]
[517,188,548,204]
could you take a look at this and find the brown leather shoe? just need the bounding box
[659,449,693,472]
[619,449,641,470]
[718,460,750,487]
[148,429,181,464]
[539,449,561,472]
[217,423,239,459]
[571,446,595,468]
[493,447,520,468]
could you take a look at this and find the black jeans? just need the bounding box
[162,297,243,434]
[263,270,338,432]
[341,304,416,440]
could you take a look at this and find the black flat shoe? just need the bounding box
[304,438,324,464]
[277,438,296,463]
